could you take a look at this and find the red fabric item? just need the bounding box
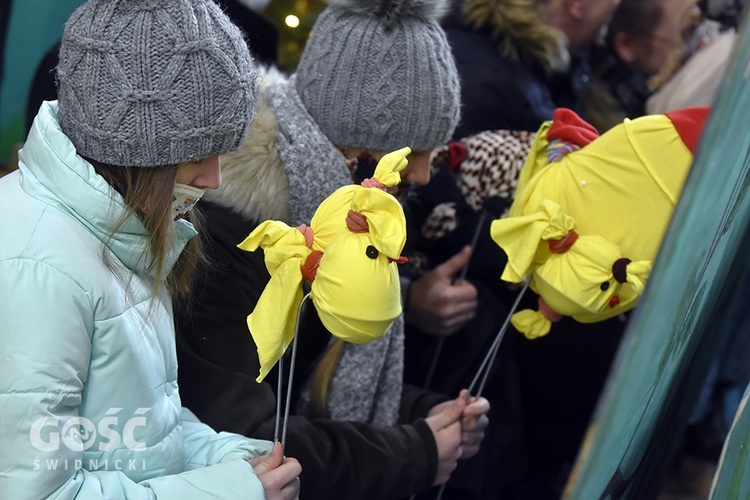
[301,250,324,282]
[345,210,370,233]
[447,141,467,170]
[665,107,711,154]
[547,108,600,147]
[548,230,579,254]
[361,177,387,190]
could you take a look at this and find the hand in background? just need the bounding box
[406,246,479,336]
[249,441,302,500]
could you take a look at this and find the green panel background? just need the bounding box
[0,0,83,165]
[711,384,750,498]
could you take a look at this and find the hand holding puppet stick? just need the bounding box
[490,107,710,339]
[434,279,530,500]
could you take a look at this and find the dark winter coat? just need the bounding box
[442,0,591,137]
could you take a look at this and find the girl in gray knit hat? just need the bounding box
[174,0,490,498]
[0,0,301,498]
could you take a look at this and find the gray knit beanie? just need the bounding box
[57,0,259,167]
[294,0,460,152]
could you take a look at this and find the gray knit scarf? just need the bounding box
[267,76,403,426]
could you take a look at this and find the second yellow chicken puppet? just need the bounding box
[490,107,709,339]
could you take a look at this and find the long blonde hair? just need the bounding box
[91,161,202,299]
[308,338,347,416]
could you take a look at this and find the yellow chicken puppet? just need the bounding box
[238,147,410,381]
[490,107,709,339]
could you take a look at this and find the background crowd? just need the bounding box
[0,0,746,499]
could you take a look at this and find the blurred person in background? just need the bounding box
[586,0,705,132]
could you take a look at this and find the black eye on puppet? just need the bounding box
[366,245,379,259]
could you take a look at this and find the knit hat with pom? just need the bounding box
[57,0,259,167]
[294,0,460,152]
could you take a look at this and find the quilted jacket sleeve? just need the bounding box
[0,258,267,499]
[180,407,273,468]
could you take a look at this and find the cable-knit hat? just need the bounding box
[294,0,460,152]
[57,0,259,167]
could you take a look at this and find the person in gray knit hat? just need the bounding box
[57,0,259,167]
[173,0,490,499]
[294,0,461,152]
[0,0,302,498]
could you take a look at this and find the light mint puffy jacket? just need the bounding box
[0,102,272,499]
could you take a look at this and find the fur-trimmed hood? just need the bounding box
[207,65,354,228]
[205,66,290,222]
[458,0,570,73]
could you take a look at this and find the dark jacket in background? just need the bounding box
[442,0,591,137]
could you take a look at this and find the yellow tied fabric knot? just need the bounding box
[238,221,311,382]
[530,232,652,324]
[370,146,410,188]
[490,199,576,283]
[512,296,562,339]
[511,309,553,339]
[238,147,411,381]
[348,188,407,258]
[623,260,652,295]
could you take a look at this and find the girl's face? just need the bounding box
[399,150,432,186]
[342,148,433,186]
[175,155,222,190]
